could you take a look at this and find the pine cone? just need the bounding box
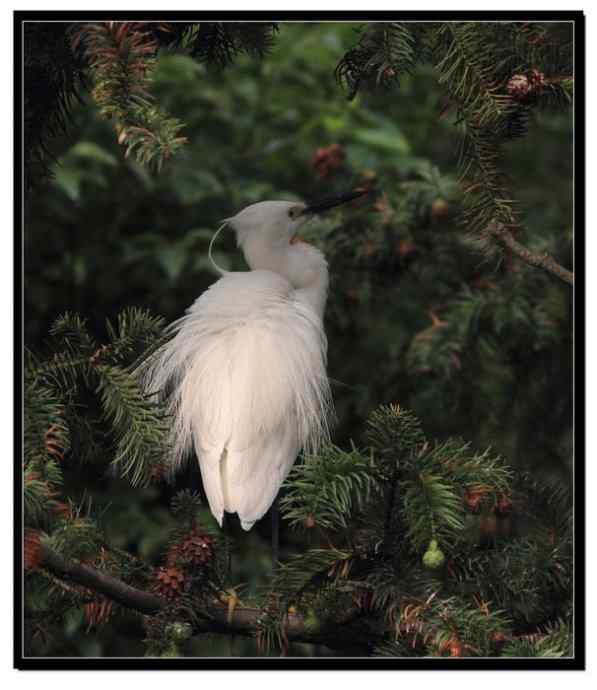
[422,539,445,570]
[312,144,346,178]
[150,460,168,483]
[463,486,489,513]
[168,527,216,569]
[496,494,513,516]
[431,198,450,221]
[507,70,547,104]
[528,68,547,90]
[506,73,531,102]
[154,566,186,598]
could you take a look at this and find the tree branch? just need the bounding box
[487,221,573,286]
[39,544,163,614]
[37,544,374,650]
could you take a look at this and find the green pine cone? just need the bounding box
[160,643,182,658]
[422,539,445,570]
[303,609,322,634]
[166,622,192,643]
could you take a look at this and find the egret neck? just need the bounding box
[240,230,329,319]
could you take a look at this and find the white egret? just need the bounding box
[140,190,366,531]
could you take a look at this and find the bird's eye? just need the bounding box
[288,207,300,219]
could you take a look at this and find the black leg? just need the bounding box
[222,512,232,580]
[271,496,279,576]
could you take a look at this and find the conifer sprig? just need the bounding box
[281,444,380,530]
[72,22,187,170]
[95,364,169,487]
[183,23,279,66]
[335,22,418,99]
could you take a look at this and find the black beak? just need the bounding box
[304,188,370,215]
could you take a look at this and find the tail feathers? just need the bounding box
[223,423,299,530]
[195,439,225,527]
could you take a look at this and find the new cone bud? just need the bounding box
[422,539,445,570]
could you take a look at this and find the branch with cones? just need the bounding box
[34,543,372,650]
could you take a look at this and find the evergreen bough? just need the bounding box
[23,317,573,657]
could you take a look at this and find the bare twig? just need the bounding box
[487,221,573,286]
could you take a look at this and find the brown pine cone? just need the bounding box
[312,144,346,178]
[506,73,531,101]
[154,566,186,598]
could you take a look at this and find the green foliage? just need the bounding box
[24,21,280,188]
[366,404,426,476]
[24,23,88,189]
[396,593,510,657]
[46,516,105,562]
[24,308,171,521]
[336,23,419,99]
[406,284,556,378]
[180,22,279,67]
[105,307,167,366]
[403,471,464,550]
[501,620,572,658]
[336,20,573,256]
[95,364,168,486]
[24,463,61,528]
[270,403,571,656]
[24,380,69,465]
[72,22,187,171]
[281,444,380,530]
[272,548,353,603]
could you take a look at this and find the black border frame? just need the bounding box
[14,9,586,671]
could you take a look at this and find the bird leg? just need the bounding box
[271,496,280,576]
[222,512,232,580]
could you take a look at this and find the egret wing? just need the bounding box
[223,420,300,530]
[140,270,332,527]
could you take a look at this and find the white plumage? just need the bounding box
[140,200,334,530]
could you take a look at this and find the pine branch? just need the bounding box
[72,22,187,170]
[38,543,162,614]
[403,471,465,551]
[95,364,169,486]
[336,22,419,100]
[41,539,556,657]
[183,23,278,67]
[280,444,380,530]
[36,543,380,649]
[24,23,88,190]
[487,221,573,285]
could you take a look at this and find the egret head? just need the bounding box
[221,190,368,312]
[228,189,369,254]
[229,200,309,250]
